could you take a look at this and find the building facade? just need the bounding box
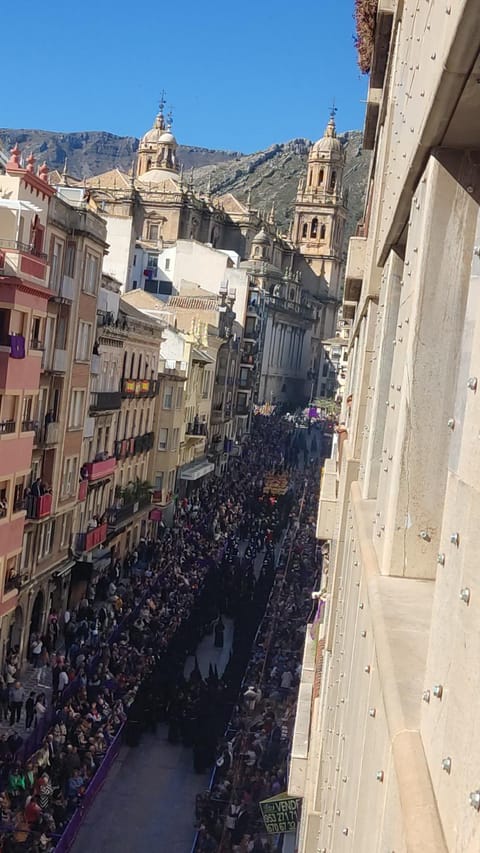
[0,149,54,661]
[291,2,480,852]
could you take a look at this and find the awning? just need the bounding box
[180,460,215,481]
[0,199,42,213]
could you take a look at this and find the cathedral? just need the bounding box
[54,101,347,404]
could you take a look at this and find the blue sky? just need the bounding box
[4,0,366,153]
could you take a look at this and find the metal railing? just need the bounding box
[0,239,48,261]
[90,391,122,412]
[0,420,16,434]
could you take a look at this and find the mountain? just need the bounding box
[0,127,370,247]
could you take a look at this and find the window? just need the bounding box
[310,218,318,238]
[38,520,55,560]
[49,239,63,291]
[158,428,168,450]
[5,555,20,591]
[154,473,163,492]
[322,363,329,377]
[308,171,313,186]
[165,258,170,271]
[318,169,324,185]
[320,224,326,239]
[20,530,33,571]
[163,385,173,409]
[69,390,85,429]
[176,386,184,409]
[0,481,8,518]
[76,321,91,361]
[147,254,158,271]
[330,171,337,191]
[61,512,72,547]
[132,281,138,289]
[168,470,176,491]
[148,223,159,241]
[84,252,99,294]
[61,457,78,497]
[133,255,137,267]
[172,428,179,450]
[65,241,76,278]
[301,223,308,239]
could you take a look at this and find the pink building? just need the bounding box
[0,146,54,657]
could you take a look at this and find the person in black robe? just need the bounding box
[214,617,225,648]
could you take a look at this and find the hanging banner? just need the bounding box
[259,792,302,834]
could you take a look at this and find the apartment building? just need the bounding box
[291,2,480,852]
[19,188,108,648]
[0,148,55,661]
[69,289,161,603]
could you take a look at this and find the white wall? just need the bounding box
[103,215,135,287]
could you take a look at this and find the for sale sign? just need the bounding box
[259,792,301,834]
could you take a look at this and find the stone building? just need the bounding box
[291,2,480,852]
[58,101,348,407]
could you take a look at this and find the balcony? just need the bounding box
[91,354,101,375]
[4,572,20,594]
[83,457,116,482]
[78,479,88,501]
[29,338,44,352]
[243,324,259,341]
[185,422,208,438]
[90,391,122,412]
[238,376,253,391]
[0,420,16,435]
[121,378,158,398]
[0,239,48,281]
[75,521,108,553]
[52,348,67,373]
[44,421,60,445]
[158,358,188,379]
[21,419,38,433]
[50,274,75,303]
[106,495,152,528]
[26,493,52,520]
[114,432,154,460]
[240,352,255,367]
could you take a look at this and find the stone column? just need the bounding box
[362,250,403,499]
[380,154,478,578]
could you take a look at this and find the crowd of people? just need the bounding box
[194,434,322,853]
[0,414,305,852]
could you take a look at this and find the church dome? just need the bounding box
[140,113,166,146]
[137,167,180,185]
[158,130,177,145]
[311,113,342,156]
[252,226,270,245]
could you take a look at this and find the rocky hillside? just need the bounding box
[194,131,369,246]
[0,127,370,245]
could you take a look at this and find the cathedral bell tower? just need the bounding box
[292,109,347,294]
